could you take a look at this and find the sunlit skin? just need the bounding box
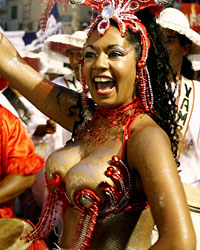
[163,28,191,80]
[66,48,82,80]
[83,25,137,108]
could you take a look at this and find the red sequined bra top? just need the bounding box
[24,97,149,249]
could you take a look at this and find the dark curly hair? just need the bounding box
[133,9,180,165]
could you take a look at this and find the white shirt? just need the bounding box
[176,76,200,189]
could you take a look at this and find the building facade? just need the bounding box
[0,0,90,33]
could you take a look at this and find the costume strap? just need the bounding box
[64,78,70,88]
[23,174,67,242]
[121,104,144,161]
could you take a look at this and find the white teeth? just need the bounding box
[94,77,113,82]
[98,88,113,93]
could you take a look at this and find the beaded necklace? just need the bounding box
[77,96,142,145]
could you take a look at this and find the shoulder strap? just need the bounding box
[64,78,70,88]
[121,116,137,161]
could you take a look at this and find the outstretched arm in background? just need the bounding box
[0,175,35,204]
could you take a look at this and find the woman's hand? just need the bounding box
[33,119,57,137]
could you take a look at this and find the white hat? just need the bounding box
[43,31,87,65]
[156,7,200,46]
[46,31,87,52]
[42,31,87,75]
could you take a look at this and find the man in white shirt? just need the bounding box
[45,31,87,92]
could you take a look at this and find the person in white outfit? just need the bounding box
[156,8,200,248]
[45,31,87,92]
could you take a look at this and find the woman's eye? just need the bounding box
[109,51,124,58]
[84,51,96,58]
[166,38,175,44]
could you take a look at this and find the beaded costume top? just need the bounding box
[24,97,149,249]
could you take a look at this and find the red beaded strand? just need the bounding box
[23,174,66,242]
[70,189,101,250]
[79,58,90,108]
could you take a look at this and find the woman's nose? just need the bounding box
[92,53,108,69]
[70,55,80,67]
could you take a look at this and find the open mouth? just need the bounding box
[93,76,115,95]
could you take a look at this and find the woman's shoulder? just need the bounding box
[128,113,171,154]
[133,113,164,134]
[127,114,172,172]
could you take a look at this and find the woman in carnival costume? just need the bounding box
[0,0,196,249]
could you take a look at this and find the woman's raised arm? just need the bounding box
[0,32,80,132]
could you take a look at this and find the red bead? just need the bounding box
[137,61,146,68]
[112,155,119,163]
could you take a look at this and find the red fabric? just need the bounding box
[0,202,14,218]
[0,76,8,90]
[179,3,200,33]
[0,105,45,218]
[23,57,42,73]
[26,240,49,250]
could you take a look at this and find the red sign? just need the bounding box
[179,3,200,33]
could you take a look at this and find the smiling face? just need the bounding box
[83,25,138,108]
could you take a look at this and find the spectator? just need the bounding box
[46,31,87,91]
[0,104,45,218]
